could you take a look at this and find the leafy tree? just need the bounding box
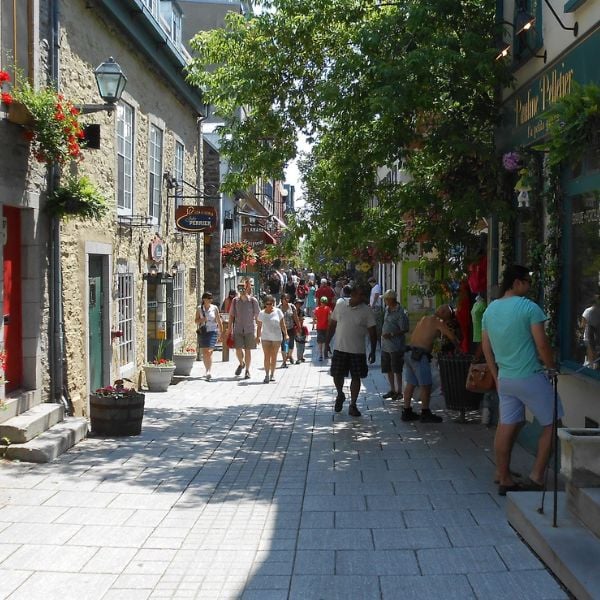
[187,0,512,263]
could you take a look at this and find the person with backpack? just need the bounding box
[380,289,409,401]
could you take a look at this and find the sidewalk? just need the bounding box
[0,337,568,599]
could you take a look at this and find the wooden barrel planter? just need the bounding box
[89,392,145,436]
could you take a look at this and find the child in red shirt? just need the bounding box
[295,317,310,363]
[313,297,332,361]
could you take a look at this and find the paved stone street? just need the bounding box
[0,337,568,600]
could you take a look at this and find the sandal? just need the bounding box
[493,471,522,484]
[498,479,543,496]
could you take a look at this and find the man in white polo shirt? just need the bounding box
[326,285,377,417]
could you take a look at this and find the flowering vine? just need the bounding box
[221,242,258,269]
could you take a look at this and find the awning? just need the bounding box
[271,215,287,229]
[264,231,276,245]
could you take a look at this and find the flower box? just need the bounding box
[7,100,34,126]
[557,428,600,488]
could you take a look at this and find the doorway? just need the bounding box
[2,206,23,393]
[88,255,105,391]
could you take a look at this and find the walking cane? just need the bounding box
[536,370,559,527]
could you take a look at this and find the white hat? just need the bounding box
[320,278,327,284]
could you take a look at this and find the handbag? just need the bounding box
[226,330,235,349]
[465,362,495,393]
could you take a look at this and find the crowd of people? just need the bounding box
[193,262,562,497]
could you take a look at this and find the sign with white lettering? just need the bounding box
[175,206,217,233]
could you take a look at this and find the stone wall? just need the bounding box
[203,140,222,304]
[56,0,203,413]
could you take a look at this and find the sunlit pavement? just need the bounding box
[0,330,567,600]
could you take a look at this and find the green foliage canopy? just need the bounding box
[187,0,512,266]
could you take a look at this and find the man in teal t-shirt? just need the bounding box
[482,265,563,496]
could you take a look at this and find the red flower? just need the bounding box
[23,130,35,142]
[1,92,13,105]
[55,111,65,121]
[0,70,10,83]
[70,106,80,116]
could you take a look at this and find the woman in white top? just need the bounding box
[256,294,288,384]
[195,291,223,381]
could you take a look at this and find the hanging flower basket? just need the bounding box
[221,242,258,269]
[1,70,85,164]
[46,175,109,221]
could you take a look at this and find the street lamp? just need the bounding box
[77,57,127,115]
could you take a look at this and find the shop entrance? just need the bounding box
[146,278,174,362]
[2,205,23,392]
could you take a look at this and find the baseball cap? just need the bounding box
[320,296,328,303]
[321,278,327,284]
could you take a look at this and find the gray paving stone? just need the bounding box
[240,590,288,600]
[467,570,569,599]
[300,511,334,529]
[67,525,153,548]
[336,549,419,575]
[43,490,117,508]
[335,510,405,529]
[380,574,475,599]
[402,509,477,528]
[494,542,546,571]
[362,468,419,482]
[302,495,366,512]
[289,575,380,600]
[0,504,69,524]
[418,546,507,574]
[0,522,81,545]
[445,524,518,547]
[1,543,98,572]
[334,482,396,496]
[469,507,507,525]
[81,547,139,573]
[0,569,35,598]
[293,550,335,574]
[5,571,116,600]
[387,458,441,471]
[428,493,499,510]
[373,527,450,550]
[366,494,430,511]
[297,528,373,550]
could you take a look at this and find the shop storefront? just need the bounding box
[496,24,600,427]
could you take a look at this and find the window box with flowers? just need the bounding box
[1,70,85,164]
[221,242,258,270]
[89,380,145,436]
[173,345,197,376]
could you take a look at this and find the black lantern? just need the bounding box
[94,57,127,105]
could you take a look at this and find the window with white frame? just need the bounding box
[149,124,163,221]
[117,271,135,371]
[171,5,182,46]
[141,0,159,19]
[172,270,184,346]
[174,140,185,209]
[117,102,134,212]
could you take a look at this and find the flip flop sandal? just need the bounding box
[494,471,522,484]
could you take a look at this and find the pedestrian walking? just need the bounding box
[256,295,288,383]
[305,281,316,317]
[295,316,309,363]
[380,289,409,400]
[402,304,459,422]
[278,294,301,367]
[481,264,564,495]
[195,292,224,381]
[229,277,260,379]
[221,289,237,314]
[316,278,335,309]
[326,285,377,417]
[313,296,332,361]
[369,275,384,345]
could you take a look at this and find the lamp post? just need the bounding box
[76,57,127,114]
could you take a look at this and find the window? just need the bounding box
[141,0,159,19]
[149,124,163,221]
[117,102,134,212]
[174,140,185,209]
[171,6,182,46]
[565,191,600,374]
[172,270,184,345]
[117,271,135,371]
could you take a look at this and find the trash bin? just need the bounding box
[437,352,483,421]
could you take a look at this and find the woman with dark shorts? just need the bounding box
[278,294,301,367]
[195,291,223,381]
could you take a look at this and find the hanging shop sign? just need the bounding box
[242,225,275,251]
[148,234,165,264]
[497,28,600,150]
[175,206,217,233]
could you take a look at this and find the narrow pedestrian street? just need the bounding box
[0,335,568,600]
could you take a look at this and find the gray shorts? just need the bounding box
[381,350,404,374]
[234,332,257,350]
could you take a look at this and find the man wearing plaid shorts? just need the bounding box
[326,285,377,417]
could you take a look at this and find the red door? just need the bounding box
[3,206,23,392]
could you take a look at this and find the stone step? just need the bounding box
[568,485,600,539]
[0,403,64,444]
[3,417,88,463]
[0,391,40,425]
[507,490,600,600]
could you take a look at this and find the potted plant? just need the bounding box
[89,379,145,436]
[220,241,258,270]
[173,345,197,376]
[46,175,109,221]
[0,70,84,164]
[143,340,175,392]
